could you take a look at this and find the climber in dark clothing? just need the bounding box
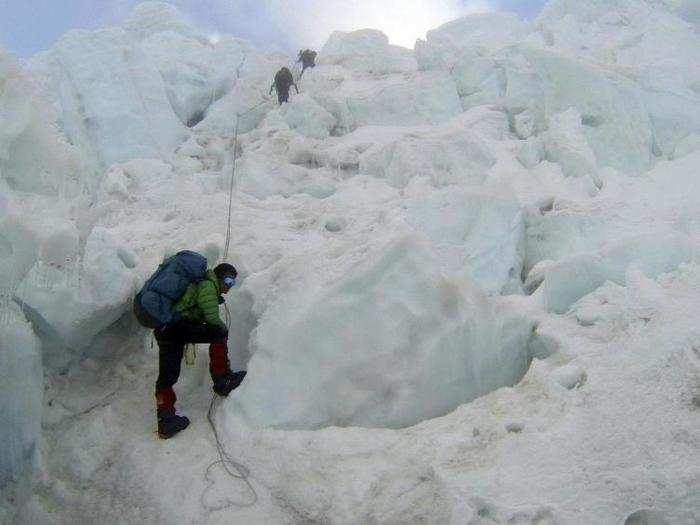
[269,67,299,105]
[297,49,317,78]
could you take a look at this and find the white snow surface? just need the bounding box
[1,0,700,523]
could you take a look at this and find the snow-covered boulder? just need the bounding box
[232,236,533,429]
[320,29,417,75]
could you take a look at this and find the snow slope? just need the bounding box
[1,0,699,523]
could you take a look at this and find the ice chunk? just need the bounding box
[0,305,42,486]
[544,108,602,190]
[320,29,417,74]
[361,121,496,189]
[537,0,700,157]
[517,137,545,168]
[454,45,654,174]
[16,228,139,350]
[672,133,700,159]
[28,28,187,167]
[406,186,524,294]
[624,509,670,525]
[0,216,40,298]
[235,151,336,199]
[231,236,533,429]
[122,2,197,41]
[542,232,698,313]
[344,71,462,129]
[524,259,555,294]
[0,50,87,196]
[281,94,337,139]
[550,364,587,390]
[139,29,253,128]
[513,109,536,140]
[506,46,653,174]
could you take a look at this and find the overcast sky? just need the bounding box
[0,0,547,58]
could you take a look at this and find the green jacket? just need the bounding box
[172,270,225,329]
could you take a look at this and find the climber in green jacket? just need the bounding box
[172,269,229,329]
[154,263,246,439]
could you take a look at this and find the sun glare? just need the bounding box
[267,0,496,50]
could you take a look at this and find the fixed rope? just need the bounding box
[200,299,258,511]
[201,393,258,511]
[223,99,269,261]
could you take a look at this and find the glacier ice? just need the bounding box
[232,236,533,429]
[0,305,42,486]
[320,29,417,75]
[416,12,528,71]
[541,231,699,313]
[16,227,140,351]
[3,0,700,521]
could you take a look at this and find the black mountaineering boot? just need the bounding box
[213,370,247,397]
[157,410,190,439]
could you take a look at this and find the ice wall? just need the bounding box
[233,236,533,429]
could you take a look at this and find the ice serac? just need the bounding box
[544,108,601,192]
[321,29,417,74]
[416,12,528,70]
[344,71,462,129]
[280,94,337,139]
[537,0,700,157]
[133,2,254,128]
[542,231,699,313]
[16,227,139,351]
[123,1,198,40]
[0,51,86,195]
[233,236,533,430]
[501,45,653,174]
[406,187,524,295]
[28,27,187,167]
[358,114,497,188]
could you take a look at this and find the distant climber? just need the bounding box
[134,252,246,439]
[297,49,317,77]
[270,67,299,105]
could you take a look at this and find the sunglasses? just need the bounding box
[223,276,236,287]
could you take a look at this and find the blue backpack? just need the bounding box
[133,250,208,329]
